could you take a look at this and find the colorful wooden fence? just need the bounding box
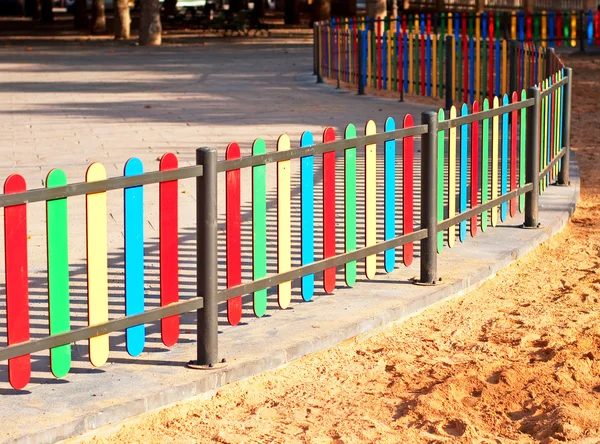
[1,156,188,390]
[0,46,571,393]
[315,18,554,107]
[326,9,600,48]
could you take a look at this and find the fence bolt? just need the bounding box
[524,86,541,229]
[357,30,365,95]
[420,111,438,285]
[188,148,225,370]
[558,67,572,186]
[444,35,454,110]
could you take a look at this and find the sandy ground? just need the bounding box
[87,53,600,443]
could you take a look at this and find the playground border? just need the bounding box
[2,76,580,444]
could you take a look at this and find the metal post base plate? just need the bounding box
[521,223,543,229]
[413,277,441,286]
[187,360,228,370]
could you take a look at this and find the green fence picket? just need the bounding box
[482,98,490,232]
[46,169,71,378]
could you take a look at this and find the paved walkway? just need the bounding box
[0,41,579,444]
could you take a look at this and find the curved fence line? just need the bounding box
[408,0,584,12]
[314,17,566,108]
[0,29,572,392]
[325,10,600,49]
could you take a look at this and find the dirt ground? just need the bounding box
[87,53,600,443]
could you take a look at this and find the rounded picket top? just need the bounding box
[160,152,178,170]
[46,168,67,188]
[437,108,445,122]
[300,130,314,147]
[124,157,143,176]
[344,123,356,139]
[226,142,241,160]
[384,117,395,132]
[5,173,26,194]
[323,127,336,143]
[277,133,291,150]
[86,162,107,182]
[252,138,266,155]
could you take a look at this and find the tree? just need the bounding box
[331,0,355,17]
[163,0,178,17]
[229,0,245,13]
[284,0,300,25]
[366,0,386,18]
[114,0,131,39]
[91,0,106,33]
[73,0,89,29]
[254,0,265,18]
[311,0,330,25]
[25,0,41,20]
[139,0,162,45]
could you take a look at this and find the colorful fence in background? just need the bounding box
[314,15,567,107]
[0,37,572,393]
[407,0,585,12]
[328,10,600,48]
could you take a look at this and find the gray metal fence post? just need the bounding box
[188,147,223,369]
[316,23,324,84]
[546,47,555,80]
[313,24,318,76]
[558,67,572,186]
[445,35,453,110]
[358,29,365,95]
[420,111,438,284]
[524,87,541,229]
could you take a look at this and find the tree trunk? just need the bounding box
[254,0,265,18]
[25,0,41,19]
[139,0,162,46]
[41,0,53,22]
[366,0,385,18]
[331,0,355,17]
[229,0,245,13]
[163,0,177,17]
[14,0,25,15]
[284,0,299,24]
[311,0,330,26]
[114,0,131,39]
[91,0,105,33]
[73,0,89,30]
